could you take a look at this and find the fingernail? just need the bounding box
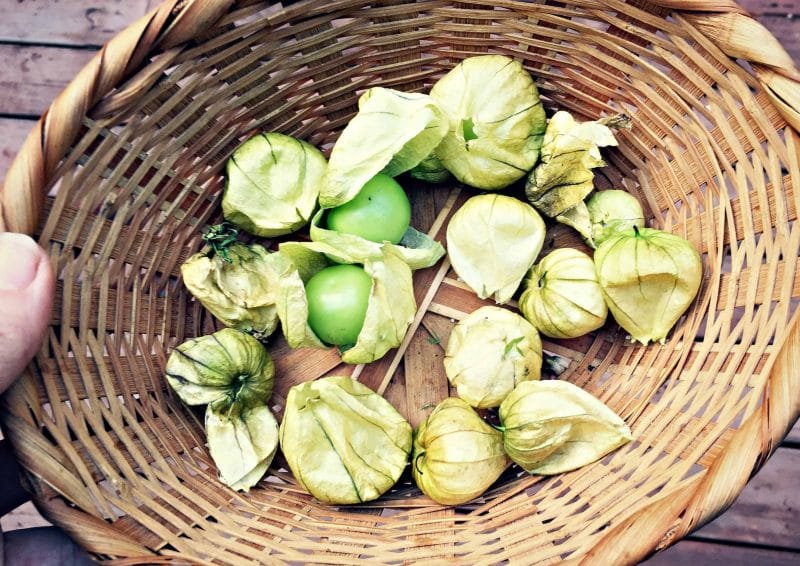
[0,233,43,291]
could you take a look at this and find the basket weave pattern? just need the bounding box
[2,1,800,563]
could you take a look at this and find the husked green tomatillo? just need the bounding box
[276,243,417,364]
[519,248,607,339]
[413,398,509,505]
[594,227,702,344]
[279,376,412,504]
[444,306,542,408]
[499,380,632,475]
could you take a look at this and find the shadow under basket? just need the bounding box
[2,0,800,564]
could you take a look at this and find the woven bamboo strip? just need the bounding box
[1,0,799,563]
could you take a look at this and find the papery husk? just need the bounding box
[223,132,326,237]
[499,380,632,474]
[412,397,510,505]
[594,227,702,344]
[181,240,281,337]
[444,306,542,408]
[164,328,274,407]
[519,248,607,339]
[320,87,448,208]
[309,208,445,270]
[430,55,546,190]
[446,194,546,304]
[525,112,630,239]
[206,400,279,492]
[279,376,412,504]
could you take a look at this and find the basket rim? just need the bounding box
[2,0,800,563]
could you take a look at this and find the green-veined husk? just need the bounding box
[446,194,546,304]
[519,248,608,339]
[412,397,510,505]
[223,132,326,237]
[279,376,412,504]
[499,380,632,474]
[320,87,448,208]
[594,227,702,344]
[430,55,546,190]
[444,306,542,408]
[164,328,274,407]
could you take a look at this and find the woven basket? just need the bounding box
[2,0,799,563]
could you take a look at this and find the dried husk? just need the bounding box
[279,376,412,504]
[181,240,281,337]
[444,306,542,408]
[525,112,630,242]
[519,248,608,339]
[413,397,510,505]
[499,380,632,474]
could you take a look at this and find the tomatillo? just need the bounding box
[325,173,411,244]
[305,264,373,347]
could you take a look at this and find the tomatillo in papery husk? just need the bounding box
[279,376,413,504]
[594,226,702,344]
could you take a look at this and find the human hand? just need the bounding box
[0,232,93,564]
[0,232,55,393]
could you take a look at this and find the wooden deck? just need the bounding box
[0,1,798,563]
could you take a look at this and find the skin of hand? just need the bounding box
[0,232,93,565]
[0,233,55,394]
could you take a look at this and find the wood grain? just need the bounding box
[688,448,800,550]
[0,1,156,46]
[647,540,800,565]
[0,119,33,184]
[0,45,95,116]
[786,419,800,443]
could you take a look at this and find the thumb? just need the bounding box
[0,233,55,394]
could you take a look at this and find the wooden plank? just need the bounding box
[0,1,155,46]
[688,447,800,550]
[0,45,96,116]
[0,501,51,531]
[739,0,800,16]
[646,539,800,565]
[403,327,450,428]
[0,118,35,184]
